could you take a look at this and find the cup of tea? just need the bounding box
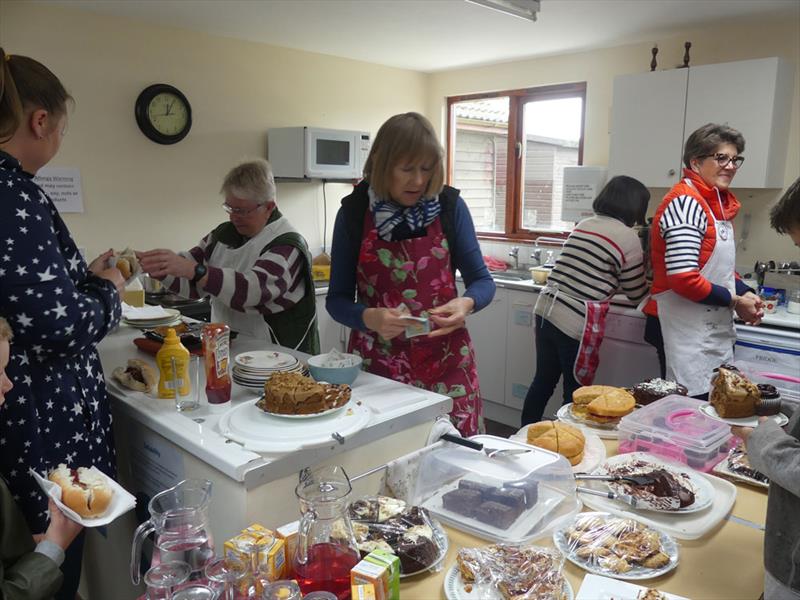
[761,295,779,314]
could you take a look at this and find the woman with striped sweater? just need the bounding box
[521,176,650,426]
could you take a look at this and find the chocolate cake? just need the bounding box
[756,384,782,416]
[442,489,481,517]
[643,469,696,508]
[394,524,438,573]
[504,480,539,507]
[631,378,688,405]
[472,500,522,529]
[458,479,495,496]
[607,461,696,510]
[485,487,526,512]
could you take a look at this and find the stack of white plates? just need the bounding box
[232,350,307,390]
[123,308,182,329]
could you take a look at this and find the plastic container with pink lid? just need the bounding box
[617,396,734,472]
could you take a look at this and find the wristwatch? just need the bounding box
[191,263,208,283]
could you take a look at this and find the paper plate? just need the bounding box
[30,467,136,527]
[510,424,607,474]
[699,403,788,428]
[443,563,573,600]
[553,512,679,581]
[594,452,715,513]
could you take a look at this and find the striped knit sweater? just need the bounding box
[163,228,305,316]
[534,215,648,340]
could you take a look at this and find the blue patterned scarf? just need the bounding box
[368,186,441,241]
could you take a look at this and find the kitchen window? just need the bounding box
[446,83,586,240]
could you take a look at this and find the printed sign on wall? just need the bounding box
[33,167,84,213]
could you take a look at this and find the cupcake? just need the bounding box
[755,384,782,416]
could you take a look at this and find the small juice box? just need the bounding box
[351,583,377,600]
[276,520,299,567]
[351,558,389,600]
[364,550,400,600]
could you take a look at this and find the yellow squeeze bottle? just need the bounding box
[156,328,191,399]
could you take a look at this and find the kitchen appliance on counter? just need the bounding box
[146,292,211,322]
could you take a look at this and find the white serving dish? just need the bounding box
[510,424,607,474]
[575,574,689,600]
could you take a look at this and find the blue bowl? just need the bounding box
[307,353,363,386]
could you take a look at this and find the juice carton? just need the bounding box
[364,550,399,600]
[351,558,389,600]
[276,520,299,568]
[351,583,377,600]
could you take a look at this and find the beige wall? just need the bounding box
[427,17,800,269]
[0,2,427,260]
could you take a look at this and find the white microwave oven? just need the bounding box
[267,126,371,180]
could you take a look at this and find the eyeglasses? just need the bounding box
[699,153,745,169]
[221,202,264,216]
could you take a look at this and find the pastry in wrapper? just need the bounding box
[562,514,671,575]
[456,544,568,600]
[725,440,769,485]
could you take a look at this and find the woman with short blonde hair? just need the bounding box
[327,112,495,436]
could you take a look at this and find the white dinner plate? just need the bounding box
[557,403,620,439]
[443,563,573,600]
[510,424,607,474]
[234,350,298,370]
[553,512,679,581]
[257,398,351,419]
[575,574,689,600]
[594,452,714,513]
[699,403,789,428]
[123,307,181,324]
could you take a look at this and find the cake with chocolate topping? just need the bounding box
[631,378,688,405]
[756,384,782,416]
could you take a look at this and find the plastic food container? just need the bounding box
[617,396,733,472]
[530,266,551,284]
[412,435,579,544]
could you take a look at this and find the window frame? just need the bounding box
[446,82,587,242]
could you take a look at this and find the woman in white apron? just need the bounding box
[643,124,763,398]
[139,159,320,353]
[521,176,650,426]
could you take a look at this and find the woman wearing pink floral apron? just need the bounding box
[326,113,495,436]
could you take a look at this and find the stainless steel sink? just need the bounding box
[490,269,531,282]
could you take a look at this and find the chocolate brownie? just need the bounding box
[485,487,526,512]
[503,480,539,507]
[473,500,522,529]
[442,488,482,516]
[458,479,495,496]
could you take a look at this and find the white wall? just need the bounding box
[0,2,427,260]
[427,17,800,269]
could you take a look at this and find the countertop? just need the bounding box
[98,325,451,487]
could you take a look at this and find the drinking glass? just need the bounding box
[204,556,248,600]
[176,355,201,412]
[171,585,217,600]
[143,560,191,600]
[261,580,302,600]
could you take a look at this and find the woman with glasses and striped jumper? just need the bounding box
[643,123,763,398]
[138,159,320,352]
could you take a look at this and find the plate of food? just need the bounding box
[444,544,572,600]
[699,403,788,428]
[344,496,449,577]
[255,371,352,418]
[554,512,679,581]
[30,465,136,527]
[592,453,714,513]
[511,421,606,474]
[575,574,689,600]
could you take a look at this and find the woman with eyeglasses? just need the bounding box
[643,123,763,398]
[0,48,125,600]
[138,159,320,352]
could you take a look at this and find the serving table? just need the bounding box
[404,439,768,600]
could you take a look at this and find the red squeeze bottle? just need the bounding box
[201,323,232,406]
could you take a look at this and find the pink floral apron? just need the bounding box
[348,212,484,436]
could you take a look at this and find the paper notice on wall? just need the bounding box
[33,167,84,213]
[562,166,607,223]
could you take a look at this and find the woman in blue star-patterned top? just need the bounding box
[0,49,125,599]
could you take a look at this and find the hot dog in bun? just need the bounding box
[48,464,114,518]
[113,248,139,281]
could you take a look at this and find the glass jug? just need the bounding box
[292,465,360,600]
[131,479,215,585]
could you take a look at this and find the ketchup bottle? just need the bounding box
[201,323,232,408]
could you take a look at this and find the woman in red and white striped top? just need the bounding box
[521,176,650,426]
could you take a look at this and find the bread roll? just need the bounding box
[113,248,138,280]
[526,421,585,465]
[48,464,114,518]
[116,258,132,279]
[112,359,157,393]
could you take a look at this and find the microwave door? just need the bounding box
[305,130,357,178]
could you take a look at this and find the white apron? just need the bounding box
[655,180,736,396]
[208,215,305,342]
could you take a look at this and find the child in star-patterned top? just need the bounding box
[0,318,83,599]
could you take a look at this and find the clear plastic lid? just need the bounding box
[618,395,732,452]
[412,435,578,544]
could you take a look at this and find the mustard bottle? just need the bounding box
[156,328,191,399]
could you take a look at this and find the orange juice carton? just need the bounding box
[351,557,389,600]
[364,550,399,600]
[351,583,377,600]
[276,520,299,566]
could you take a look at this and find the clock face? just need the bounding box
[135,84,192,144]
[147,92,189,136]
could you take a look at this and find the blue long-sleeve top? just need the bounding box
[326,183,495,331]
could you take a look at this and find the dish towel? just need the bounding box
[378,416,459,502]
